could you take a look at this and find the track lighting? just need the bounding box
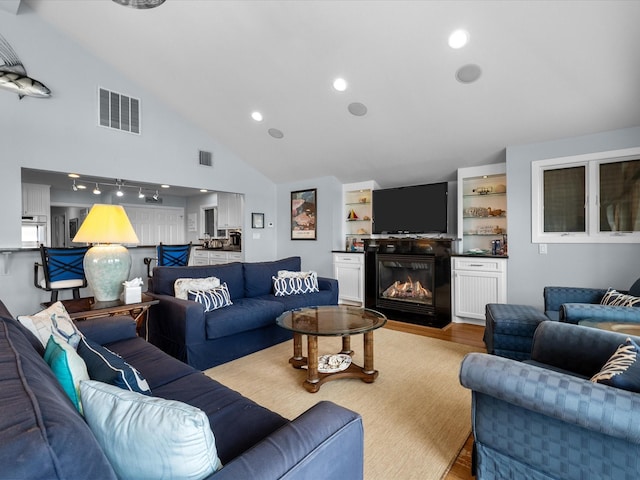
[138,188,145,199]
[116,184,124,197]
[72,180,78,192]
[153,190,159,201]
[93,183,101,195]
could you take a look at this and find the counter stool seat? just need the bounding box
[484,303,550,360]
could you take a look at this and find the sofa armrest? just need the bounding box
[317,277,339,303]
[460,352,640,444]
[146,293,206,347]
[75,315,137,345]
[211,401,363,480]
[543,286,607,312]
[559,302,640,324]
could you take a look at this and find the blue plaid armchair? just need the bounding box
[544,277,640,323]
[461,321,640,479]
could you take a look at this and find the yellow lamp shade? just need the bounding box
[73,204,139,245]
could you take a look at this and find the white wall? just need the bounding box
[0,7,280,314]
[506,126,640,308]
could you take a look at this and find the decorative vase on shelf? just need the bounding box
[347,209,359,220]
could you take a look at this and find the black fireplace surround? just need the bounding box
[364,238,452,328]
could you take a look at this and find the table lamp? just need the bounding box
[73,204,140,302]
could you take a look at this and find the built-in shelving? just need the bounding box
[343,181,378,251]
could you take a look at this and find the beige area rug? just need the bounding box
[205,328,480,480]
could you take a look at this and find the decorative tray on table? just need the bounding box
[317,354,352,373]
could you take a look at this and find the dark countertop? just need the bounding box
[332,250,365,254]
[453,253,508,259]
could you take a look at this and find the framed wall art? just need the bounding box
[252,212,264,229]
[291,188,317,240]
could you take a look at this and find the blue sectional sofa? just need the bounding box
[461,321,640,480]
[147,256,339,370]
[0,301,363,479]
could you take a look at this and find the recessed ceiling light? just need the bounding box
[333,78,348,92]
[76,184,86,190]
[68,173,80,178]
[251,111,263,122]
[200,189,208,193]
[161,184,170,189]
[448,29,469,49]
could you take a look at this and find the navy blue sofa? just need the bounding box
[461,321,640,479]
[147,256,338,370]
[0,301,363,479]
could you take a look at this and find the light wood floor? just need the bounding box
[385,320,484,480]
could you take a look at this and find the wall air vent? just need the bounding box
[199,150,213,167]
[98,87,141,135]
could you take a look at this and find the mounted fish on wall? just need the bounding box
[0,33,51,99]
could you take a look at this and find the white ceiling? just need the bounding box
[21,0,640,188]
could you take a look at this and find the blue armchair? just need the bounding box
[544,277,640,323]
[461,321,640,479]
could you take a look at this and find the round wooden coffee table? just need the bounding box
[276,305,387,393]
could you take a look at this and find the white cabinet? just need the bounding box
[218,193,244,229]
[333,253,364,305]
[192,248,244,265]
[451,256,507,324]
[22,183,50,216]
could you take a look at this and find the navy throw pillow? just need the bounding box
[591,337,640,393]
[77,336,151,395]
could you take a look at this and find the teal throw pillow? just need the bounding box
[44,335,89,413]
[80,380,223,480]
[77,336,151,395]
[591,337,640,393]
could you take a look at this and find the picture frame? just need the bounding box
[291,188,317,240]
[252,212,264,229]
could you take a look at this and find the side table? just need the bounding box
[42,294,159,338]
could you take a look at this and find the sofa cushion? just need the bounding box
[77,336,151,395]
[44,335,89,413]
[243,256,301,298]
[17,301,82,349]
[264,289,337,311]
[174,276,220,300]
[600,288,640,307]
[152,263,245,300]
[0,317,117,479]
[152,371,288,464]
[188,282,233,312]
[81,380,222,480]
[205,298,285,340]
[591,337,640,392]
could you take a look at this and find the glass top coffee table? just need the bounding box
[276,305,387,393]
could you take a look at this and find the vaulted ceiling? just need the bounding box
[19,0,640,187]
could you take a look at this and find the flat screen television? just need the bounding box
[372,182,448,234]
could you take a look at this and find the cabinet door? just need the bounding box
[453,269,505,320]
[217,193,230,228]
[333,255,364,305]
[22,183,50,216]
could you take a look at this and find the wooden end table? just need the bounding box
[41,293,159,337]
[276,305,387,393]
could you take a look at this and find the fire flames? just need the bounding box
[382,276,432,300]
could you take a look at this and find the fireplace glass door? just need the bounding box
[376,254,434,307]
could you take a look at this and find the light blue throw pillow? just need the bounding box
[80,380,223,480]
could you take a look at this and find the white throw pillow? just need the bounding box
[18,301,82,349]
[174,276,220,300]
[80,380,222,480]
[273,271,319,296]
[188,283,233,312]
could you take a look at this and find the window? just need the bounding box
[532,147,640,243]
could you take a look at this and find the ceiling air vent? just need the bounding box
[98,87,141,135]
[199,150,213,167]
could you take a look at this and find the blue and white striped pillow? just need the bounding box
[188,282,233,312]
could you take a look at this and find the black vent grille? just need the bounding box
[199,150,213,167]
[98,87,141,134]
